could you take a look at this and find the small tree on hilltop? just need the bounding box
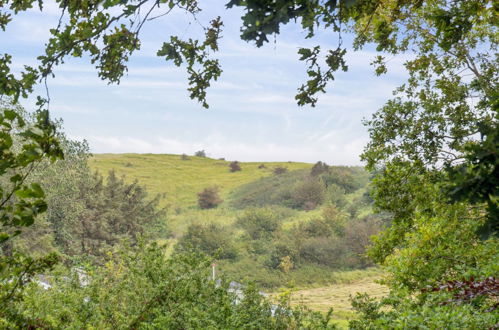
[197,186,223,209]
[310,161,329,176]
[194,150,206,157]
[229,161,241,172]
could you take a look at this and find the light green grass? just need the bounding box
[89,153,311,210]
[272,269,387,328]
[90,153,313,236]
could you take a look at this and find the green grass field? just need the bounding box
[90,153,313,237]
[90,153,311,210]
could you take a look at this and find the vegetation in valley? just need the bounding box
[90,153,381,290]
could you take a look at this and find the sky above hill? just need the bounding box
[2,1,409,165]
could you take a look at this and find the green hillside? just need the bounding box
[89,153,312,209]
[88,153,384,325]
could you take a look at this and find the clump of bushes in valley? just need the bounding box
[230,165,366,211]
[176,223,238,260]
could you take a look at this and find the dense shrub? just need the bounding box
[320,167,363,193]
[229,161,241,172]
[266,240,299,270]
[236,208,281,240]
[197,186,223,209]
[299,237,345,267]
[181,153,190,160]
[298,218,333,238]
[291,177,326,210]
[15,244,334,328]
[176,223,238,260]
[325,183,347,208]
[29,164,165,259]
[322,205,347,236]
[343,217,382,267]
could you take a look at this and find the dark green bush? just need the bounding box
[298,218,334,238]
[265,240,299,270]
[197,186,223,209]
[229,161,241,172]
[299,237,345,267]
[194,150,206,157]
[320,167,363,193]
[291,177,326,210]
[176,223,238,260]
[236,208,281,240]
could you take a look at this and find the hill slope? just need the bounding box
[89,153,312,210]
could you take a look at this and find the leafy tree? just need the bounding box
[195,150,207,157]
[0,101,62,324]
[57,169,165,259]
[291,177,326,210]
[197,186,223,209]
[310,161,329,177]
[8,131,165,260]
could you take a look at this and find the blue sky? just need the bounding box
[1,1,409,165]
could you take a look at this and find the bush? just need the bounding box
[176,223,238,260]
[299,237,345,267]
[181,153,190,160]
[298,218,334,238]
[194,150,206,157]
[321,167,362,193]
[322,205,347,236]
[236,208,281,240]
[16,244,334,328]
[325,183,348,208]
[291,177,326,210]
[266,241,299,270]
[258,164,266,169]
[343,217,382,268]
[229,161,241,172]
[197,186,223,209]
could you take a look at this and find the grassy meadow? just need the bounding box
[89,153,311,209]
